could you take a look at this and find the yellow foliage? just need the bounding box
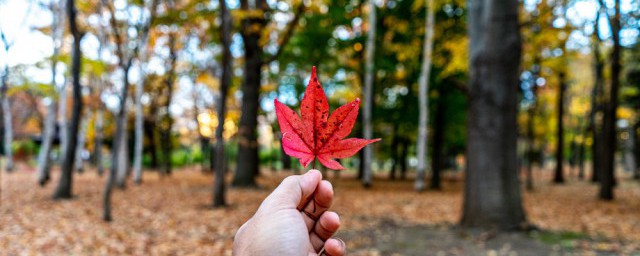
[618,107,634,120]
[437,37,468,78]
[196,73,220,91]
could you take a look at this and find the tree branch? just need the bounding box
[264,3,305,64]
[102,0,127,68]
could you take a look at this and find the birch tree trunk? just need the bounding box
[415,0,435,192]
[1,64,13,172]
[361,0,377,187]
[133,0,158,184]
[37,0,65,184]
[37,99,56,185]
[57,79,68,162]
[461,0,526,229]
[115,100,129,188]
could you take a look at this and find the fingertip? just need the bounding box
[322,211,340,231]
[306,169,322,179]
[323,238,346,256]
[315,180,334,208]
[302,169,322,188]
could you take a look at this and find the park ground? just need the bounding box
[1,164,639,255]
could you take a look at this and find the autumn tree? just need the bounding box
[52,0,84,199]
[213,0,232,207]
[232,0,304,187]
[360,0,377,187]
[461,0,526,229]
[415,0,435,192]
[0,27,15,173]
[37,0,66,185]
[599,0,622,200]
[133,0,159,184]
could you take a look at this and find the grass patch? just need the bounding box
[531,230,589,248]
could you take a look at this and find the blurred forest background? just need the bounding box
[0,0,639,254]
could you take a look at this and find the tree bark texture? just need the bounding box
[416,0,435,192]
[461,0,526,229]
[361,0,377,188]
[233,0,264,187]
[1,56,13,172]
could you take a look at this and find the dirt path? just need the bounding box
[342,221,639,255]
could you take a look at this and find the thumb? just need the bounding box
[267,169,323,210]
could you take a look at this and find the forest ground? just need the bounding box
[1,163,639,255]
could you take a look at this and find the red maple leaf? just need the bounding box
[274,66,380,170]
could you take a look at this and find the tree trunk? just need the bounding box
[599,0,621,200]
[389,124,399,180]
[213,0,232,207]
[590,4,606,183]
[57,79,68,164]
[37,1,65,184]
[634,120,640,180]
[1,61,13,172]
[578,136,586,179]
[622,125,636,175]
[430,88,445,190]
[160,34,177,176]
[94,98,104,176]
[415,0,435,192]
[400,138,408,180]
[133,0,158,184]
[73,111,89,173]
[38,99,56,185]
[554,72,566,183]
[280,137,291,170]
[192,80,209,173]
[461,0,526,229]
[233,12,263,187]
[53,0,83,199]
[115,73,130,188]
[133,76,145,183]
[144,118,158,168]
[104,64,131,221]
[361,0,377,188]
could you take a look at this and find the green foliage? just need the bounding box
[12,140,38,157]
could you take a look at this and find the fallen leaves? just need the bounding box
[0,165,639,255]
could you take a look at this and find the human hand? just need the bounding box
[233,170,345,256]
